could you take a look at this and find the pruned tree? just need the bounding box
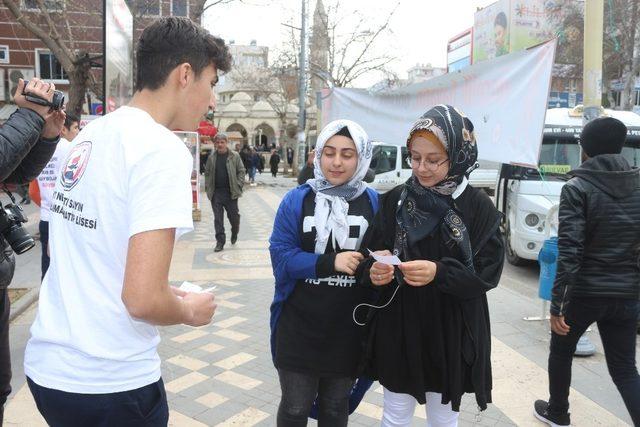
[311,0,399,88]
[2,0,103,115]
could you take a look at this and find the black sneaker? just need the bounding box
[214,243,224,252]
[534,400,570,426]
[231,233,238,245]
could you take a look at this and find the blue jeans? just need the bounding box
[27,377,169,427]
[248,167,256,182]
[548,297,640,426]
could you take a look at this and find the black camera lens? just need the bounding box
[4,224,34,254]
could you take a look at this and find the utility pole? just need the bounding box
[293,0,307,175]
[582,0,604,122]
[573,0,604,357]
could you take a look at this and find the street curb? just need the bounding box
[9,287,39,322]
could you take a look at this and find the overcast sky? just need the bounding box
[203,0,496,86]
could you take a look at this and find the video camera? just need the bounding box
[22,80,65,111]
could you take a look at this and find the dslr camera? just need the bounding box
[22,80,65,111]
[0,199,35,254]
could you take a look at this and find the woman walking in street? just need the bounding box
[269,120,378,426]
[357,105,504,426]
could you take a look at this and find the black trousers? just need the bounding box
[277,369,353,427]
[212,188,240,246]
[27,377,169,427]
[548,297,640,426]
[0,289,11,425]
[39,220,49,281]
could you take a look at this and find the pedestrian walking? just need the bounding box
[24,17,230,426]
[35,112,80,280]
[356,105,504,426]
[270,149,281,178]
[204,132,245,253]
[287,146,294,166]
[534,117,640,427]
[269,120,378,426]
[248,147,259,185]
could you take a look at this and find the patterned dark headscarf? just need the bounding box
[406,104,478,195]
[394,105,479,269]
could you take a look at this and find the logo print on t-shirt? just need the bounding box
[60,141,92,191]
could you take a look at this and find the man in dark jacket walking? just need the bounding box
[534,117,640,427]
[0,78,64,424]
[205,133,245,252]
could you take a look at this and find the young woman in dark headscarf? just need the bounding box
[356,105,504,426]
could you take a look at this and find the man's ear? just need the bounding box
[175,63,193,89]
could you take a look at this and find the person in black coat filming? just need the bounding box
[0,77,65,424]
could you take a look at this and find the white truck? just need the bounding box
[368,141,499,194]
[496,107,640,265]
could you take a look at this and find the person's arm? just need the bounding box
[236,154,245,188]
[550,183,586,316]
[122,229,215,326]
[204,152,213,197]
[122,144,214,326]
[355,194,394,287]
[269,191,320,282]
[3,110,64,184]
[434,227,504,299]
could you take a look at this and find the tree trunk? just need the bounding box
[67,56,92,116]
[621,0,638,110]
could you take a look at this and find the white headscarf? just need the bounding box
[306,119,373,254]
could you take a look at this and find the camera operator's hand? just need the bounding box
[14,78,55,119]
[42,110,66,140]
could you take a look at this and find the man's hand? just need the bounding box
[398,260,437,287]
[181,292,217,327]
[334,251,364,275]
[550,314,570,336]
[42,110,66,140]
[14,78,55,119]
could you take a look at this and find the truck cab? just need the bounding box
[496,107,640,265]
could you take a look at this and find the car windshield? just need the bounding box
[538,136,581,174]
[621,139,640,167]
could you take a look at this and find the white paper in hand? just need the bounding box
[368,249,402,266]
[179,281,217,293]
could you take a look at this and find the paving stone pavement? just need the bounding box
[3,174,636,426]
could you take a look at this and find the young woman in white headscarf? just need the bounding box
[356,105,504,426]
[269,120,379,426]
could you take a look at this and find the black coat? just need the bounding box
[0,108,58,288]
[551,154,640,316]
[356,184,504,411]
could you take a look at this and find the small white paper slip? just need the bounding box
[179,281,217,293]
[368,249,402,266]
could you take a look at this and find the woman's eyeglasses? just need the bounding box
[405,156,449,171]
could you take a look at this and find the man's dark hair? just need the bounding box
[64,113,80,130]
[135,17,232,91]
[494,12,507,29]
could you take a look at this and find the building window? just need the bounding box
[171,0,188,16]
[137,0,160,16]
[23,0,64,11]
[36,50,68,82]
[0,46,9,64]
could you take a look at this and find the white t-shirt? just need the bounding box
[24,106,194,394]
[36,137,74,221]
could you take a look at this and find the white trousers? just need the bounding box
[381,388,459,427]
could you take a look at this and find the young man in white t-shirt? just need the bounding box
[35,112,80,280]
[24,17,232,426]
